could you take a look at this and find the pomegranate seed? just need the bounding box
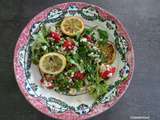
[85,35,93,42]
[63,40,75,50]
[46,82,54,89]
[100,67,116,79]
[73,71,85,80]
[40,79,44,83]
[50,32,61,43]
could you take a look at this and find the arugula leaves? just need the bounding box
[88,83,109,99]
[81,26,97,36]
[31,40,49,64]
[88,69,109,99]
[31,25,50,64]
[83,28,93,35]
[97,29,108,45]
[40,25,50,37]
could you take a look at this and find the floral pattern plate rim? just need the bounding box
[13,2,134,120]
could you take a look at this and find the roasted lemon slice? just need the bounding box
[39,52,66,75]
[60,16,84,36]
[99,41,116,64]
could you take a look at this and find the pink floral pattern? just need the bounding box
[13,2,134,120]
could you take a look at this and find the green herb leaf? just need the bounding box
[31,41,49,64]
[72,80,84,90]
[40,25,50,37]
[75,32,81,42]
[88,83,109,99]
[31,25,50,64]
[97,29,108,45]
[82,28,93,36]
[54,74,70,91]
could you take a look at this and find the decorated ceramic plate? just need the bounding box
[14,2,134,120]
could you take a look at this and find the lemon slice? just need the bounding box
[99,41,116,64]
[39,52,66,75]
[60,16,84,36]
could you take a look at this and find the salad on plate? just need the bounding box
[31,16,117,99]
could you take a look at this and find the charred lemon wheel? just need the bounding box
[99,41,116,64]
[60,16,84,36]
[39,52,66,75]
